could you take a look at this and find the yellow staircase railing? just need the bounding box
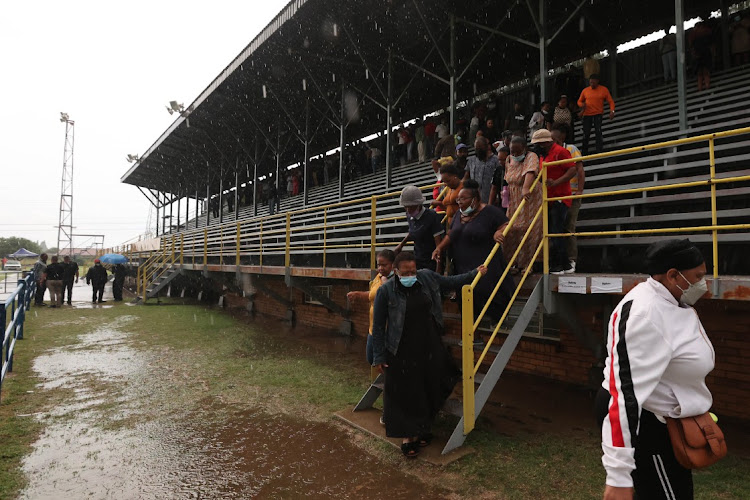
[137,235,181,302]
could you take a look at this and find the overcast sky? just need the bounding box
[0,0,288,250]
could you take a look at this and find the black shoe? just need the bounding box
[92,300,97,303]
[98,300,106,303]
[67,301,72,305]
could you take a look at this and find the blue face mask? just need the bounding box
[460,204,475,216]
[399,276,417,287]
[511,154,526,162]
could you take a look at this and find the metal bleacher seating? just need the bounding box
[172,64,750,273]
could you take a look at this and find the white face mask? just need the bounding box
[676,271,708,306]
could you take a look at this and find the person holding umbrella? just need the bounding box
[112,263,127,301]
[86,259,109,303]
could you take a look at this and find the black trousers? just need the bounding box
[113,278,124,301]
[35,281,46,304]
[548,201,569,269]
[92,284,105,302]
[63,280,74,303]
[582,114,603,156]
[596,388,693,500]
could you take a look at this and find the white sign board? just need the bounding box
[558,276,587,294]
[591,277,623,294]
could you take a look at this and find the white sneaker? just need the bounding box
[565,261,576,274]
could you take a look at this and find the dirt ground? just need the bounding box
[8,281,750,499]
[14,282,460,499]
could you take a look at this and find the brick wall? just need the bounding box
[228,274,749,420]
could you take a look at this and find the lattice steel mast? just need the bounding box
[57,112,75,256]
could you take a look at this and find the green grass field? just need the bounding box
[1,301,748,499]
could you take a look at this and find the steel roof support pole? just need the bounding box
[253,136,258,217]
[234,157,240,221]
[185,191,189,232]
[449,15,456,134]
[275,121,281,193]
[303,100,310,207]
[177,193,181,232]
[719,0,731,71]
[219,165,224,224]
[195,184,199,230]
[385,50,393,189]
[675,0,688,134]
[538,0,548,102]
[170,196,173,234]
[206,170,211,228]
[155,191,160,237]
[609,43,618,98]
[338,80,346,199]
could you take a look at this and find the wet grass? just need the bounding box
[0,306,86,499]
[1,300,749,499]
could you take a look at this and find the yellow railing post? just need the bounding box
[218,225,224,266]
[323,208,328,269]
[259,219,264,267]
[142,263,147,302]
[179,234,184,268]
[285,213,291,267]
[708,138,718,283]
[461,284,475,435]
[192,233,196,266]
[171,235,176,261]
[542,160,549,275]
[203,228,208,267]
[370,196,377,270]
[236,222,241,267]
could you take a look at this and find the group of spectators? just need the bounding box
[344,74,618,457]
[32,253,128,306]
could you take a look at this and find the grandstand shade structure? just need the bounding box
[121,0,716,209]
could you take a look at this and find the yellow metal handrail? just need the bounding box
[458,126,750,435]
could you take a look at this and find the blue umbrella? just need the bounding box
[98,253,128,265]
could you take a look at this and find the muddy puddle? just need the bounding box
[21,310,451,499]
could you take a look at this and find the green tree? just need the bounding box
[0,237,42,258]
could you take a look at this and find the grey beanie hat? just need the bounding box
[399,185,426,206]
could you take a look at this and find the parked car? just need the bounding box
[3,260,22,271]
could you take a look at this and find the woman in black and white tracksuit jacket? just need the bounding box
[597,239,714,500]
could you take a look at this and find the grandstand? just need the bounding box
[119,0,750,454]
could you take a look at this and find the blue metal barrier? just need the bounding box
[1,274,36,397]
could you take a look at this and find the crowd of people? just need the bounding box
[32,253,128,306]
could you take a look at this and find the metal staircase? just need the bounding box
[135,236,182,303]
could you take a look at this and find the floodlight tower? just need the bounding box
[57,112,75,257]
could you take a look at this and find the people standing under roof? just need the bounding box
[86,258,109,304]
[61,255,79,305]
[598,239,717,500]
[464,136,499,204]
[347,250,396,367]
[577,74,615,156]
[504,102,528,138]
[394,186,444,272]
[553,95,575,144]
[503,137,543,272]
[431,179,515,322]
[551,124,585,274]
[529,101,552,137]
[432,164,463,230]
[371,251,487,458]
[531,129,577,274]
[489,146,510,210]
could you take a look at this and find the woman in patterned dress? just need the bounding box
[503,136,543,271]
